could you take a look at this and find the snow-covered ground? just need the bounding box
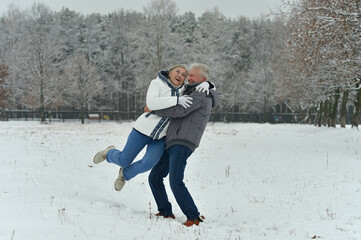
[0,121,360,240]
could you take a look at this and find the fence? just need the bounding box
[0,110,139,122]
[0,109,354,124]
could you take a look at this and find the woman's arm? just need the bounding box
[146,80,179,111]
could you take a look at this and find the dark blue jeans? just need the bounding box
[148,145,200,220]
[106,129,165,181]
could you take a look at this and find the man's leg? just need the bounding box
[122,137,165,180]
[148,151,173,217]
[106,129,150,167]
[168,145,200,220]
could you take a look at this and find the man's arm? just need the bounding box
[154,91,206,118]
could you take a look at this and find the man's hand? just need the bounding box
[195,82,210,95]
[178,95,193,109]
[144,105,151,112]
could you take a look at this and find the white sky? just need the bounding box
[0,0,284,19]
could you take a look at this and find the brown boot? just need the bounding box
[183,215,205,227]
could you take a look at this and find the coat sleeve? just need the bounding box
[146,80,178,111]
[154,91,206,118]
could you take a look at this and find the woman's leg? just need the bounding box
[106,129,150,167]
[122,137,165,180]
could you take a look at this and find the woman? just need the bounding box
[93,64,210,191]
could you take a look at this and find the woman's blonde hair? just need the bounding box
[168,64,189,75]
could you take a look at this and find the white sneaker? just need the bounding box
[93,146,115,164]
[114,168,126,191]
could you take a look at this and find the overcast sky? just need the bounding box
[0,0,284,19]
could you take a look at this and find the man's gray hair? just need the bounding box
[190,63,210,81]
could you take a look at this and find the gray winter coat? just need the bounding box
[155,82,220,152]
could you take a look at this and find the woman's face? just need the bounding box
[168,67,187,86]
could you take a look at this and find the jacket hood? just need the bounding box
[158,70,169,81]
[186,82,220,108]
[158,70,184,90]
[209,89,219,108]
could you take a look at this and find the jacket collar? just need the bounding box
[185,82,201,90]
[158,70,185,90]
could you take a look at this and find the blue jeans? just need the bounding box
[106,129,165,181]
[148,145,200,220]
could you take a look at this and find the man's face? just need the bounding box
[168,67,187,86]
[187,68,206,84]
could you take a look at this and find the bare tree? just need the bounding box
[20,3,66,122]
[142,0,178,70]
[64,52,103,124]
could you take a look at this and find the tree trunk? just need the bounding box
[329,89,340,127]
[40,74,46,123]
[80,105,85,124]
[306,106,312,124]
[126,92,130,120]
[263,95,268,123]
[40,104,46,123]
[301,107,307,124]
[315,101,323,127]
[352,81,361,128]
[340,90,349,128]
[322,100,329,126]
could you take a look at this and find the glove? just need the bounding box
[178,95,193,109]
[195,82,210,95]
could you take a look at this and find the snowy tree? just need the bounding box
[216,15,278,121]
[170,11,199,55]
[248,17,277,120]
[279,0,361,127]
[271,14,319,123]
[305,0,361,127]
[56,8,82,60]
[64,52,103,124]
[2,0,358,125]
[0,6,28,110]
[141,0,178,71]
[0,64,10,111]
[128,0,180,110]
[20,3,65,122]
[101,10,140,114]
[218,17,253,114]
[195,9,235,114]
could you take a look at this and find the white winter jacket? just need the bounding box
[133,71,185,139]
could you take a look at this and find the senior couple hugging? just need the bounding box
[93,63,219,227]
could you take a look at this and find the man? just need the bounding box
[148,63,219,227]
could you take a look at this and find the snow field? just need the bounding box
[0,121,360,240]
